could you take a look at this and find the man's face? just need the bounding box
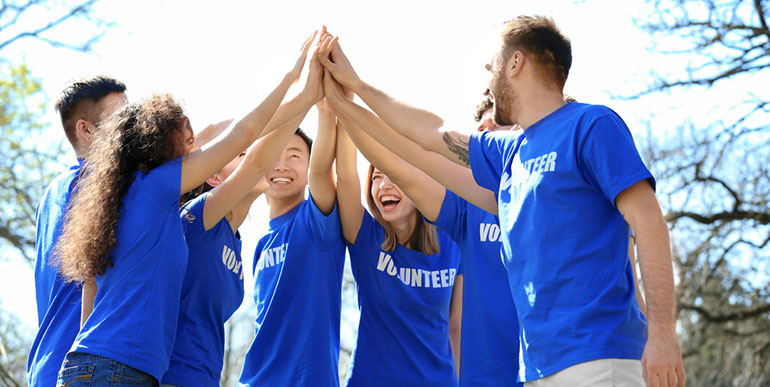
[486,48,517,127]
[477,109,516,132]
[264,134,310,200]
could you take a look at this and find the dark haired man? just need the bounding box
[27,75,127,386]
[319,15,684,387]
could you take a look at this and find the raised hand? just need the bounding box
[318,36,362,93]
[322,68,346,106]
[300,48,324,105]
[286,30,318,85]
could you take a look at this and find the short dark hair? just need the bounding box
[501,16,572,89]
[55,75,126,146]
[294,127,313,155]
[474,96,494,122]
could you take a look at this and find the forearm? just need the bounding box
[335,126,364,243]
[259,90,315,138]
[338,100,496,213]
[354,82,446,152]
[181,75,299,194]
[338,115,445,221]
[636,216,676,325]
[202,113,305,230]
[228,188,264,232]
[309,107,338,214]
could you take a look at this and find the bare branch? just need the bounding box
[0,0,103,52]
[680,302,770,323]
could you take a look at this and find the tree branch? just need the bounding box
[680,302,770,323]
[0,0,101,52]
[667,209,770,225]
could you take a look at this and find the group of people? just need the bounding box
[27,16,685,387]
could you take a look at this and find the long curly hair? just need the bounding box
[55,94,189,282]
[365,164,440,255]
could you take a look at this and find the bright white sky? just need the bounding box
[1,0,704,334]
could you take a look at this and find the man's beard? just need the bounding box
[491,73,517,127]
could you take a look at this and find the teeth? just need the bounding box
[271,177,292,184]
[380,195,400,202]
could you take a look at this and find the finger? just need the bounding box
[676,365,685,387]
[321,35,336,56]
[666,369,678,387]
[316,36,331,58]
[332,37,347,60]
[301,30,317,53]
[650,371,660,387]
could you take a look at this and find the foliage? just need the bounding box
[0,63,63,262]
[0,304,32,387]
[0,0,112,263]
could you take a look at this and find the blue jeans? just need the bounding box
[57,352,158,387]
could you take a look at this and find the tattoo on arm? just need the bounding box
[442,132,471,167]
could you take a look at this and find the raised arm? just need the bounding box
[202,110,311,231]
[324,75,497,214]
[318,36,472,168]
[192,118,234,151]
[226,177,268,233]
[308,97,337,215]
[616,181,684,387]
[336,116,445,222]
[180,31,319,194]
[335,114,365,245]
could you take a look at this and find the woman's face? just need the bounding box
[218,152,246,181]
[370,167,417,224]
[176,118,196,157]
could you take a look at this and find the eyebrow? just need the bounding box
[287,147,306,153]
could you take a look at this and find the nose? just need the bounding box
[483,88,490,96]
[272,158,289,171]
[379,175,395,190]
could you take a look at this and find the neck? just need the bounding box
[517,87,567,130]
[390,212,418,247]
[267,192,304,219]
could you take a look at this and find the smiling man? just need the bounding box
[318,15,685,387]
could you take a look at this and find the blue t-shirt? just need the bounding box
[432,189,521,387]
[27,161,82,387]
[345,211,462,387]
[468,102,651,382]
[162,192,245,386]
[239,197,345,387]
[70,159,188,382]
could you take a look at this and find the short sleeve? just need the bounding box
[469,131,509,192]
[301,195,343,250]
[456,251,463,276]
[180,193,209,244]
[347,211,380,255]
[580,113,655,206]
[140,157,183,210]
[430,189,468,246]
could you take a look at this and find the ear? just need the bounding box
[508,51,525,78]
[206,173,222,188]
[75,119,94,145]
